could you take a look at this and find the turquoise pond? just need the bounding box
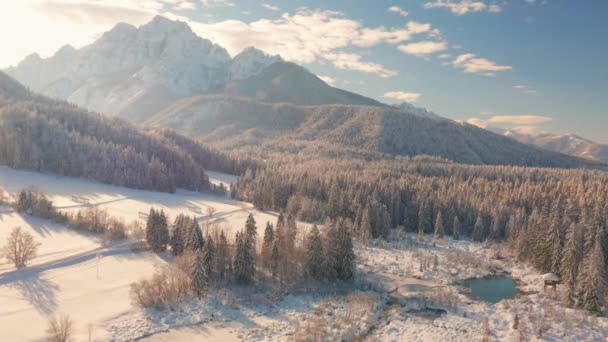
[462,277,518,303]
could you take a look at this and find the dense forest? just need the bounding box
[0,71,251,192]
[235,155,608,312]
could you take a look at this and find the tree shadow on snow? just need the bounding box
[9,274,59,315]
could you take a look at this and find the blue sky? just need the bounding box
[1,0,607,142]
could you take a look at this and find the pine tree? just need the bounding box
[328,219,355,281]
[271,240,280,280]
[472,215,485,242]
[184,217,204,252]
[169,214,185,256]
[145,208,157,250]
[191,247,207,298]
[261,222,275,268]
[578,230,607,313]
[155,210,169,252]
[547,204,563,274]
[305,225,324,280]
[359,206,372,245]
[203,235,216,282]
[560,221,583,307]
[434,211,444,241]
[234,230,255,284]
[452,216,461,240]
[216,230,229,280]
[245,213,257,253]
[418,203,432,234]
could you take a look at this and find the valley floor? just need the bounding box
[0,165,606,341]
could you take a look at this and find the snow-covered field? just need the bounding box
[0,166,289,341]
[1,165,607,341]
[0,165,283,242]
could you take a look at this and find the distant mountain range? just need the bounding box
[5,16,603,169]
[493,129,608,164]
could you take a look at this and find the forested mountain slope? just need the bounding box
[149,96,601,168]
[0,71,238,192]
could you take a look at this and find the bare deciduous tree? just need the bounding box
[46,314,73,342]
[4,226,39,268]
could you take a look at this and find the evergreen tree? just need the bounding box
[561,221,583,307]
[203,234,216,282]
[418,203,432,234]
[261,222,275,267]
[548,204,563,273]
[271,240,280,280]
[155,210,169,252]
[359,205,372,245]
[233,230,255,284]
[245,213,257,253]
[434,211,444,240]
[184,218,204,252]
[452,216,461,240]
[326,219,355,281]
[472,215,485,242]
[145,208,157,250]
[169,214,185,256]
[191,247,207,298]
[578,230,607,313]
[216,230,229,280]
[305,225,325,280]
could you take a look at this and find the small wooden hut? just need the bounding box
[542,273,560,291]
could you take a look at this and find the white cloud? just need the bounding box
[317,75,336,86]
[398,41,447,56]
[467,114,553,135]
[438,53,450,59]
[192,10,438,77]
[513,84,537,94]
[467,114,553,128]
[452,53,512,75]
[261,3,279,11]
[325,52,397,78]
[424,0,501,15]
[388,6,408,17]
[176,1,196,10]
[383,91,422,103]
[200,0,234,7]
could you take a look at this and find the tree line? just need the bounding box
[0,99,253,193]
[136,209,356,307]
[234,156,608,313]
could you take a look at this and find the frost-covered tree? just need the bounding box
[169,214,186,256]
[434,211,444,240]
[155,210,170,252]
[271,240,279,280]
[452,216,461,240]
[4,226,39,268]
[561,221,583,307]
[261,222,274,268]
[215,230,230,280]
[305,225,324,280]
[233,231,254,284]
[191,247,207,298]
[145,208,158,251]
[359,205,372,245]
[184,217,204,252]
[578,230,607,313]
[203,235,216,282]
[245,213,257,252]
[472,215,485,242]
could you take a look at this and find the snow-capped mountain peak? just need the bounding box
[229,47,282,80]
